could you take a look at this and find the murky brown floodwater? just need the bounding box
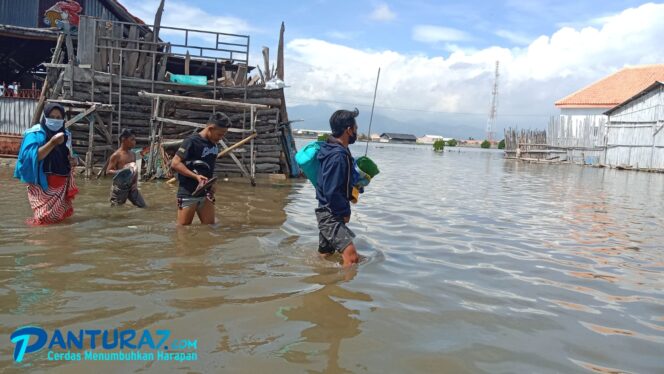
[1,141,663,373]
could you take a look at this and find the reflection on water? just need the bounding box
[279,268,369,373]
[0,141,663,373]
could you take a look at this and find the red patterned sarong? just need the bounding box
[26,173,79,225]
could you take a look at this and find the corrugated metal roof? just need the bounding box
[555,64,664,108]
[0,0,39,28]
[380,133,418,140]
[84,0,118,21]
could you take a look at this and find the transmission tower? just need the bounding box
[486,60,500,142]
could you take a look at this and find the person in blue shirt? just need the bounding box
[315,109,361,267]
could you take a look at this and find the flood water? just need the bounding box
[1,141,663,373]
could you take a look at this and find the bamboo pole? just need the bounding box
[32,33,65,125]
[217,133,257,158]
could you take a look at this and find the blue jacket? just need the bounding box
[315,138,355,217]
[14,124,72,191]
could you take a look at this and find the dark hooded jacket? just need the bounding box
[315,137,354,217]
[40,103,71,176]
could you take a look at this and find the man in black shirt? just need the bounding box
[171,113,230,225]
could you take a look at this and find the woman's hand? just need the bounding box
[50,132,65,145]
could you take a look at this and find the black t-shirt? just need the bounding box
[175,134,218,197]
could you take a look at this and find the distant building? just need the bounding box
[417,135,454,144]
[459,139,482,146]
[379,133,417,143]
[293,128,332,138]
[370,133,381,142]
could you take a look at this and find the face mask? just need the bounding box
[45,118,64,132]
[348,129,357,144]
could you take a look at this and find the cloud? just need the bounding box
[326,30,358,40]
[412,25,471,43]
[494,29,532,45]
[122,0,256,35]
[284,3,664,135]
[370,4,396,21]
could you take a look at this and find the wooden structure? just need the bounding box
[52,99,114,177]
[36,13,298,181]
[604,82,664,170]
[505,82,664,172]
[138,91,266,185]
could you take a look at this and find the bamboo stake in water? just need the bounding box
[364,67,381,157]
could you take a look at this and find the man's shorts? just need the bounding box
[177,193,215,211]
[110,185,146,208]
[315,206,355,254]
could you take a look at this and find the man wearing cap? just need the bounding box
[107,128,146,208]
[315,109,361,267]
[170,113,230,225]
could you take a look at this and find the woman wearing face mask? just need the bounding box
[14,103,79,225]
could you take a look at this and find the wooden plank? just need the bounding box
[184,51,190,75]
[65,105,97,128]
[234,64,247,86]
[32,33,64,125]
[124,25,140,76]
[138,91,269,110]
[86,117,95,177]
[217,133,257,158]
[157,43,170,81]
[155,116,205,129]
[98,23,109,71]
[77,16,96,66]
[262,47,271,81]
[276,22,285,80]
[136,31,153,78]
[219,138,251,178]
[142,0,164,80]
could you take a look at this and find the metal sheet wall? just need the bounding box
[0,0,40,27]
[0,98,38,134]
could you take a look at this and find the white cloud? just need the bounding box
[326,30,357,40]
[284,3,664,133]
[122,0,255,35]
[412,25,471,43]
[370,4,396,22]
[495,29,532,45]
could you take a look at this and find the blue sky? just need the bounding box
[123,1,664,138]
[139,0,647,54]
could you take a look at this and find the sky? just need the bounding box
[121,0,664,139]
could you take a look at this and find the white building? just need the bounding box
[417,135,454,144]
[555,64,664,121]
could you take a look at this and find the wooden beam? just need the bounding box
[262,47,271,81]
[276,22,285,80]
[217,133,257,159]
[32,33,64,125]
[184,51,190,75]
[234,64,247,86]
[124,25,140,76]
[65,105,97,128]
[138,91,269,110]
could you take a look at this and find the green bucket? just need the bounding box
[356,156,379,178]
